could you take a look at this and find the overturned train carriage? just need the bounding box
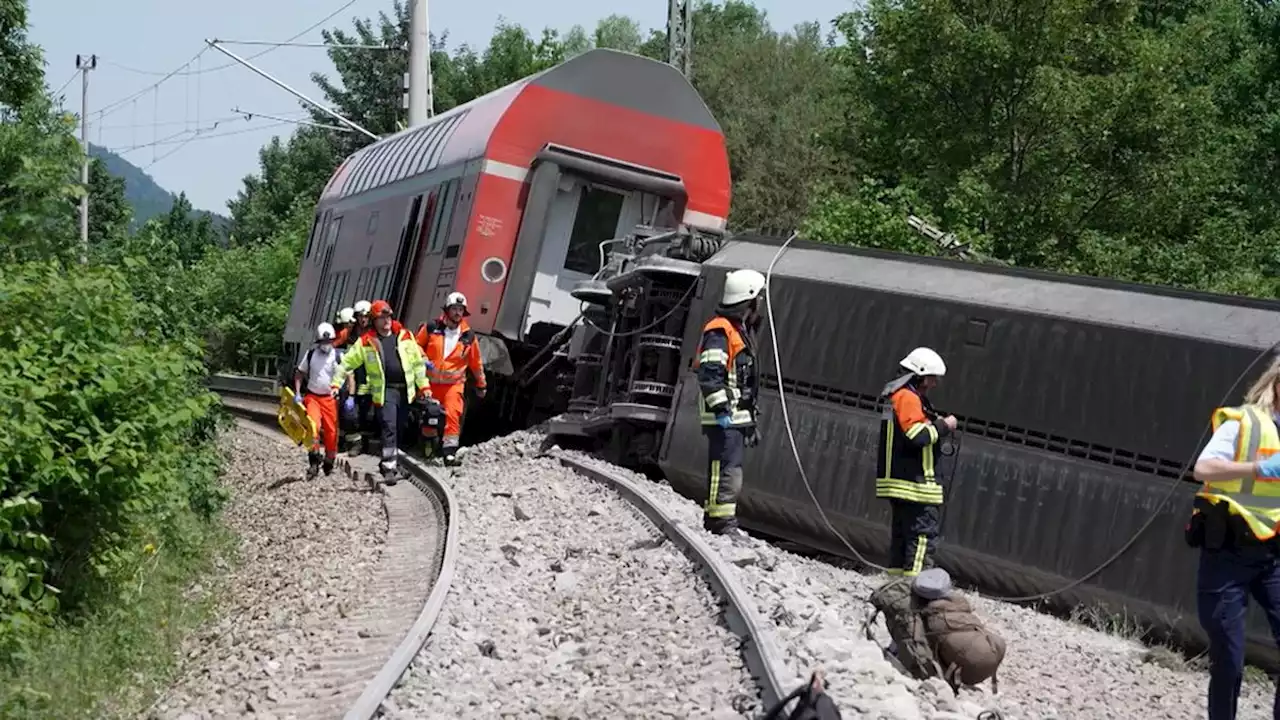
[555,232,1280,667]
[279,48,731,408]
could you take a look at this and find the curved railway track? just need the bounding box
[212,383,791,718]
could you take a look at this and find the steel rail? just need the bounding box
[211,386,459,719]
[555,454,792,710]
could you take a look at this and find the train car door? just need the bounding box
[525,176,638,333]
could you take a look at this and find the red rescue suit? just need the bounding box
[415,317,486,458]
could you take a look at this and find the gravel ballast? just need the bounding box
[558,443,1275,720]
[151,423,388,719]
[385,430,760,719]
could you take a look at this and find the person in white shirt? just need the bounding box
[293,323,352,478]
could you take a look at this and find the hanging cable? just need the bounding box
[763,230,1280,602]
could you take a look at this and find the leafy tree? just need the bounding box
[0,0,43,116]
[687,1,841,230]
[593,14,643,52]
[85,157,131,251]
[226,126,335,245]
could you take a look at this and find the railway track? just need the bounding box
[210,383,792,718]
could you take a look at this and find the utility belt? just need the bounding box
[1186,496,1280,554]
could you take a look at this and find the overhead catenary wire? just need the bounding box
[763,230,1280,603]
[108,118,292,156]
[95,0,360,79]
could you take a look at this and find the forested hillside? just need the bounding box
[88,144,230,231]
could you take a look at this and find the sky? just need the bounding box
[31,0,853,216]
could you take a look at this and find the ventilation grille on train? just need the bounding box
[760,374,1189,481]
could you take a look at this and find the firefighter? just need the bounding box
[292,323,351,479]
[693,268,765,537]
[415,291,487,466]
[876,347,957,577]
[335,306,355,339]
[1188,356,1280,720]
[330,300,433,485]
[339,300,374,453]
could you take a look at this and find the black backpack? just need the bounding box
[762,671,842,720]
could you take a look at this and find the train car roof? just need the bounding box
[320,48,720,203]
[711,235,1280,350]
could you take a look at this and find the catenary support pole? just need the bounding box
[407,0,433,125]
[205,39,378,140]
[76,54,97,264]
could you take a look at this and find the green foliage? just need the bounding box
[89,144,229,233]
[192,199,311,371]
[0,92,82,263]
[0,263,227,663]
[820,0,1280,296]
[85,157,132,251]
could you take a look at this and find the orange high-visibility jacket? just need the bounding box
[415,317,486,388]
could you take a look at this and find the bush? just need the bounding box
[0,262,227,662]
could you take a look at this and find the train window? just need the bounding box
[367,211,379,235]
[304,213,321,259]
[564,186,625,275]
[325,216,342,248]
[428,180,458,253]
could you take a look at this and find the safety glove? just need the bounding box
[715,413,732,429]
[342,396,356,415]
[1257,455,1280,479]
[294,393,305,406]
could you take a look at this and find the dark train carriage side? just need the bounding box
[281,48,732,392]
[660,235,1280,665]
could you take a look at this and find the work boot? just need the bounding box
[703,515,744,538]
[307,450,322,480]
[442,448,461,467]
[380,467,399,487]
[322,458,335,476]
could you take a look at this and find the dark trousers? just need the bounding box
[1197,546,1280,720]
[378,385,410,475]
[888,499,940,577]
[704,425,747,529]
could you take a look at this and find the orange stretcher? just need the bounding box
[277,388,317,447]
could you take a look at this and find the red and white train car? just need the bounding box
[282,48,732,403]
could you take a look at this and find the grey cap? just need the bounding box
[912,568,953,600]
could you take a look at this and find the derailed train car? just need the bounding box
[552,231,1280,665]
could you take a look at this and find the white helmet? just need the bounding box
[316,322,337,342]
[900,347,946,377]
[445,291,470,316]
[721,269,766,306]
[353,300,372,315]
[337,307,355,324]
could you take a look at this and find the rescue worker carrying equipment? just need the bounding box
[330,300,433,485]
[1187,355,1280,720]
[693,268,765,537]
[415,291,487,467]
[337,300,375,452]
[877,347,958,576]
[293,323,352,479]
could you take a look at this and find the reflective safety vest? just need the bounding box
[331,324,431,406]
[693,316,756,427]
[415,318,486,388]
[336,325,371,395]
[1195,405,1280,541]
[875,385,947,505]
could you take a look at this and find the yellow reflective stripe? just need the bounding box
[886,568,904,576]
[707,503,737,518]
[875,478,944,504]
[923,445,936,481]
[699,408,752,425]
[904,422,937,442]
[706,460,721,514]
[705,389,730,407]
[699,348,729,365]
[910,535,928,575]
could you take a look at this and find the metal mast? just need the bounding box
[667,0,693,78]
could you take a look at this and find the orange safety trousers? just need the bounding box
[303,392,338,459]
[430,382,466,448]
